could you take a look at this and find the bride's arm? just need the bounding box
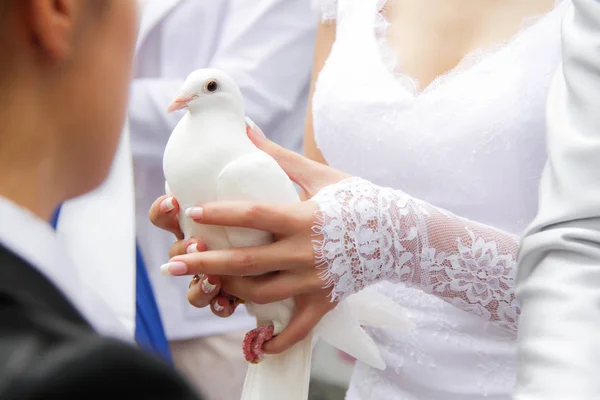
[312,177,520,333]
[303,19,336,166]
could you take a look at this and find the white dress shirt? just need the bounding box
[131,0,317,340]
[516,0,600,398]
[55,130,136,335]
[0,196,131,342]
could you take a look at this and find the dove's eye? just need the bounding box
[205,80,219,93]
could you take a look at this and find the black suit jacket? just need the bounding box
[0,245,201,400]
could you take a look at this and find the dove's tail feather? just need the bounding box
[314,291,414,371]
[313,299,386,370]
[241,333,313,400]
[345,290,415,330]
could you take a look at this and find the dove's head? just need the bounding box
[167,69,245,116]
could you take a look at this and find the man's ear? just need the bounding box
[24,0,82,61]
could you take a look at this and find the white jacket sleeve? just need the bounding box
[515,0,600,398]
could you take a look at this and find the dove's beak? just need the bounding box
[167,91,198,113]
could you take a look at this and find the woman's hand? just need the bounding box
[148,195,242,318]
[154,119,351,354]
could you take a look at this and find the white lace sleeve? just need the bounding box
[312,177,520,332]
[313,0,337,21]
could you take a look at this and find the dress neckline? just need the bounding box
[368,0,567,97]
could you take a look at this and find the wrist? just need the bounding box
[311,177,382,301]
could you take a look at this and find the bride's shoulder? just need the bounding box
[312,0,337,21]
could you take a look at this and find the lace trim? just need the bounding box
[312,177,520,332]
[375,0,567,95]
[315,0,337,22]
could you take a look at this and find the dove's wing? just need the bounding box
[217,151,300,248]
[218,151,311,400]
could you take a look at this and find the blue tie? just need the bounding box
[134,243,173,362]
[51,204,172,363]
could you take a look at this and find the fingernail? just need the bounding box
[213,300,225,312]
[185,207,203,220]
[245,116,256,129]
[160,261,187,276]
[245,117,265,138]
[186,243,199,254]
[202,278,217,294]
[160,197,175,213]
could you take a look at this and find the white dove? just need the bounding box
[162,68,413,400]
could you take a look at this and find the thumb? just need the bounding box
[245,117,349,197]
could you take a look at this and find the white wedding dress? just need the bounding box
[311,0,569,399]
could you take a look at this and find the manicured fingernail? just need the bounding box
[245,116,256,129]
[160,261,187,276]
[202,278,217,294]
[186,243,199,254]
[185,207,203,220]
[213,300,225,312]
[245,117,265,138]
[160,197,175,212]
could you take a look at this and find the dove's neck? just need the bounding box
[187,107,248,142]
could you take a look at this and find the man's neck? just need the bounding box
[0,151,61,222]
[0,86,64,222]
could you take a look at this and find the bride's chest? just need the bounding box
[382,0,556,90]
[315,51,556,178]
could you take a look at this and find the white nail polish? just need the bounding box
[185,207,203,220]
[213,301,225,312]
[186,243,199,254]
[245,116,256,129]
[160,263,170,276]
[159,261,187,276]
[245,116,266,139]
[202,279,217,294]
[160,197,175,212]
